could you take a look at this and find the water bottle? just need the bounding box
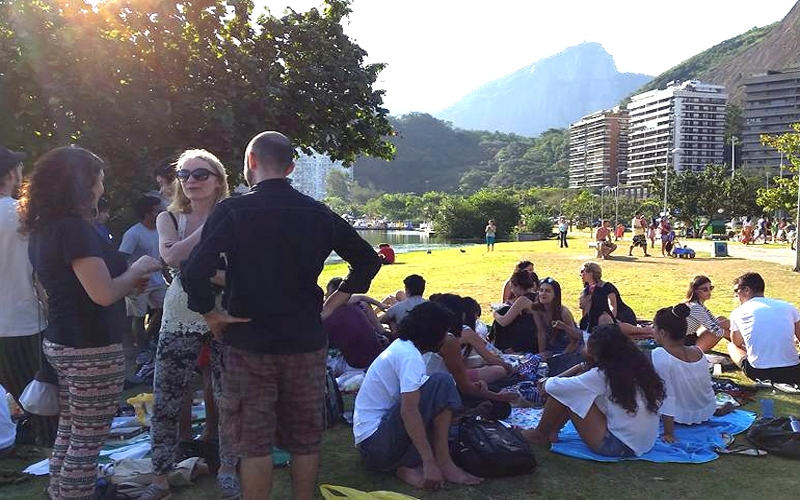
[537,361,549,379]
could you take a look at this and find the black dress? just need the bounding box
[491,293,540,353]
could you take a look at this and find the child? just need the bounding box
[522,324,665,457]
[651,303,717,443]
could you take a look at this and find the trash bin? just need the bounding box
[712,241,728,257]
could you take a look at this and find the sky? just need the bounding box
[258,0,799,115]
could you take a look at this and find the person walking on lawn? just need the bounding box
[628,213,650,257]
[183,131,381,500]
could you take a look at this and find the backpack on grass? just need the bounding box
[324,367,345,429]
[746,417,800,459]
[451,416,536,477]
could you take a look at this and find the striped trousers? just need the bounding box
[44,340,125,500]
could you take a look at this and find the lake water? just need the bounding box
[327,230,473,263]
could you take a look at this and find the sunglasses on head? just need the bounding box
[176,168,220,182]
[541,277,556,285]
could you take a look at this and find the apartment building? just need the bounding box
[568,107,628,189]
[288,150,351,200]
[741,68,800,168]
[626,80,726,186]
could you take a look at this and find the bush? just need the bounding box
[522,214,553,236]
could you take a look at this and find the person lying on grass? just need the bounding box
[522,324,665,458]
[353,302,482,490]
[651,303,725,444]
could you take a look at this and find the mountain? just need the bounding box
[435,42,652,137]
[634,1,800,101]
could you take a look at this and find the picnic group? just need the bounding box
[1,134,800,500]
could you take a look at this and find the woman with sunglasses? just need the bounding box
[19,146,162,499]
[537,277,583,373]
[143,150,235,500]
[579,262,637,326]
[683,275,730,352]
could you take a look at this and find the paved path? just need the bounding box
[716,241,798,268]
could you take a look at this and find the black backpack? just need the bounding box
[452,416,536,477]
[746,417,800,459]
[323,368,345,429]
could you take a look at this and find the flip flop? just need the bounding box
[715,445,768,457]
[719,432,735,448]
[772,383,800,394]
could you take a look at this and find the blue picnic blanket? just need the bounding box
[550,409,757,463]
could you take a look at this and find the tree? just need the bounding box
[756,123,800,214]
[326,169,352,200]
[1,0,394,230]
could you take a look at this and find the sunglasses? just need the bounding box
[176,168,220,182]
[697,285,715,292]
[541,277,556,285]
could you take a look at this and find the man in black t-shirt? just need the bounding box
[183,131,381,499]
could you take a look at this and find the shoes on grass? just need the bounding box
[139,484,172,500]
[217,473,241,500]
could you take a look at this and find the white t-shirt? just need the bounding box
[118,222,165,288]
[0,384,16,451]
[353,339,429,444]
[0,197,44,336]
[730,297,800,369]
[651,347,716,424]
[544,367,659,456]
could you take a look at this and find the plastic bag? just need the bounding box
[19,379,59,416]
[319,484,419,499]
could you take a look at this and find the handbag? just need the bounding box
[19,332,59,416]
[451,415,536,477]
[746,417,800,459]
[19,378,59,416]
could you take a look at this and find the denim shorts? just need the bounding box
[595,431,635,458]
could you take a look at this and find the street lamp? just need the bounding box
[663,148,682,217]
[601,186,612,221]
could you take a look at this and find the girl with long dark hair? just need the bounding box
[19,146,161,499]
[537,277,583,373]
[523,324,665,457]
[683,275,730,352]
[493,270,547,354]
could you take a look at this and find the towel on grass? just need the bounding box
[504,407,757,464]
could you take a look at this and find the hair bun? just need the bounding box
[672,303,690,319]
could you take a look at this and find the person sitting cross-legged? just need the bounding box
[353,302,483,490]
[727,272,800,386]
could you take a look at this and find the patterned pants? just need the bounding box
[43,340,125,500]
[150,330,232,475]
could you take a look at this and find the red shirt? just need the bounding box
[377,246,395,264]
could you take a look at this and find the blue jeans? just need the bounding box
[357,373,461,472]
[595,431,635,458]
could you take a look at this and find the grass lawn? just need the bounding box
[3,235,800,499]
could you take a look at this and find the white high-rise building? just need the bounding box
[627,80,727,186]
[288,150,351,200]
[568,107,628,189]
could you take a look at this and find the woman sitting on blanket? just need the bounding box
[501,260,535,304]
[522,324,665,458]
[425,294,517,406]
[683,275,730,352]
[651,303,732,443]
[578,286,651,339]
[536,277,583,374]
[493,270,548,354]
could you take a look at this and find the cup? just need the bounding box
[760,398,774,419]
[712,363,723,377]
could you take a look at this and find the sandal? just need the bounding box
[772,383,800,394]
[715,445,768,457]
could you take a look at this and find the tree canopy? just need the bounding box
[1,0,393,226]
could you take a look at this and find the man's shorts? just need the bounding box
[742,358,800,385]
[220,345,327,457]
[632,235,647,248]
[125,285,166,317]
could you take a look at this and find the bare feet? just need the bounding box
[521,427,559,445]
[396,466,425,489]
[440,461,483,485]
